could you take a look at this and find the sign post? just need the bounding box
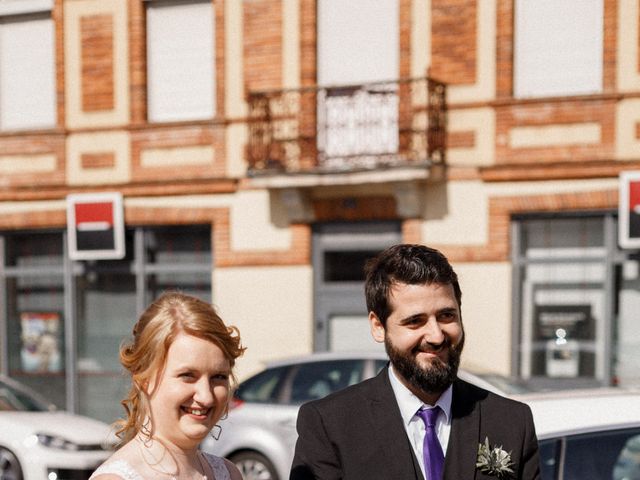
[66,192,125,260]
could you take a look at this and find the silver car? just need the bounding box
[200,351,527,480]
[519,388,640,480]
[0,375,115,480]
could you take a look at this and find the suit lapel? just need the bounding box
[367,368,425,480]
[443,380,481,480]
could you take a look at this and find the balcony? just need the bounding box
[246,76,446,186]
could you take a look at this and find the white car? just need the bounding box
[200,351,530,480]
[0,375,116,480]
[518,388,640,480]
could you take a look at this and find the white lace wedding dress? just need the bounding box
[89,452,231,480]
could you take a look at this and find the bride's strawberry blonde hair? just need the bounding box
[115,291,245,444]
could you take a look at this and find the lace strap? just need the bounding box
[202,452,231,480]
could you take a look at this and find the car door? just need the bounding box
[539,427,640,479]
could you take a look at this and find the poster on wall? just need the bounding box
[20,312,62,373]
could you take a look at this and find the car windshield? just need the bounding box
[0,378,51,412]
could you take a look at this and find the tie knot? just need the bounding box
[417,407,440,428]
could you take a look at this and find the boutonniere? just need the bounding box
[476,437,514,478]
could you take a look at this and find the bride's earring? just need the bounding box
[210,424,222,440]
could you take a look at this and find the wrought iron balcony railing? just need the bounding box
[246,76,446,175]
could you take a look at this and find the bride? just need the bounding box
[91,292,245,480]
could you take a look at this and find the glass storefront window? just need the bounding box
[513,213,639,389]
[1,225,212,422]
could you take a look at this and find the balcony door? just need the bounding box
[317,0,399,167]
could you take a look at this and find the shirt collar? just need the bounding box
[388,363,453,427]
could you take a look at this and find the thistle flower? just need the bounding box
[476,437,514,478]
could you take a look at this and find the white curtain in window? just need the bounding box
[0,16,56,130]
[146,1,215,122]
[514,0,603,98]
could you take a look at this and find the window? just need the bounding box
[0,7,56,130]
[513,0,603,98]
[289,360,363,404]
[538,428,640,480]
[146,0,215,122]
[236,366,288,404]
[513,212,640,390]
[1,225,212,422]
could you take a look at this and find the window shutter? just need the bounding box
[0,16,56,130]
[146,1,215,122]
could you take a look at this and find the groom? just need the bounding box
[290,244,540,480]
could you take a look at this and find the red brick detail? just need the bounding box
[81,152,115,169]
[215,0,226,118]
[300,0,317,88]
[0,134,65,188]
[399,0,411,79]
[481,160,640,182]
[313,196,397,221]
[129,0,147,125]
[0,210,66,230]
[603,0,617,92]
[495,99,616,164]
[244,0,282,91]
[402,219,422,244]
[495,0,513,99]
[54,0,65,126]
[447,130,476,149]
[430,189,618,263]
[81,14,115,112]
[130,125,226,181]
[0,206,310,267]
[431,0,477,85]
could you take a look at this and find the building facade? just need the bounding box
[1,0,639,422]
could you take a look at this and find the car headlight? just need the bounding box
[35,433,80,451]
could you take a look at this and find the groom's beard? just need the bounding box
[385,333,464,396]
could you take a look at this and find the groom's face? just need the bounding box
[370,281,464,401]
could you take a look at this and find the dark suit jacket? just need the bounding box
[290,367,540,480]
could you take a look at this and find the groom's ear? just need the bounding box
[369,312,385,343]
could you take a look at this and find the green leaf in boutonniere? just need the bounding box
[476,437,514,478]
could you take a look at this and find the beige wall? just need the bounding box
[455,262,512,376]
[423,180,488,245]
[213,265,313,380]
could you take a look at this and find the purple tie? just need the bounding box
[416,407,444,480]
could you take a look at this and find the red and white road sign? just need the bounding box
[67,192,125,260]
[619,171,640,249]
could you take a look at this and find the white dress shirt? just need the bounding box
[388,365,453,477]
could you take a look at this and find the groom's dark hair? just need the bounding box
[364,244,462,326]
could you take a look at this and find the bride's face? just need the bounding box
[146,332,231,450]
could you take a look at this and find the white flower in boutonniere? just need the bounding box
[476,437,514,478]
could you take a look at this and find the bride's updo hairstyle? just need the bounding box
[115,291,245,444]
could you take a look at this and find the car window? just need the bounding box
[236,366,288,403]
[288,360,363,404]
[0,380,49,412]
[374,359,388,374]
[560,428,640,480]
[538,439,560,480]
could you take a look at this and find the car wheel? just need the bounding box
[0,447,22,480]
[231,451,279,480]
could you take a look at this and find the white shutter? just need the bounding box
[514,0,603,98]
[317,0,399,86]
[146,1,215,122]
[0,16,56,130]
